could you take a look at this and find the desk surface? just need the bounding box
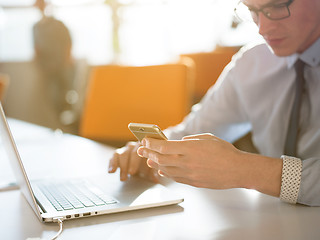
[1,119,319,240]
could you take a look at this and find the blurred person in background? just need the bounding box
[33,0,89,134]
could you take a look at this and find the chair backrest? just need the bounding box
[180,46,240,103]
[79,58,195,144]
[0,74,10,102]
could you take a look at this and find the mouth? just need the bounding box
[264,37,286,47]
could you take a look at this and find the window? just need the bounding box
[0,0,259,65]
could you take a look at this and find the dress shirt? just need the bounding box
[164,37,320,206]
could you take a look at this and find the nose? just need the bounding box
[257,12,277,36]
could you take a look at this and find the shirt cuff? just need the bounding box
[280,155,302,204]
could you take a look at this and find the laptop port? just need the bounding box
[66,215,71,218]
[83,212,91,216]
[75,214,80,217]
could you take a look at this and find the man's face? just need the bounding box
[244,0,320,56]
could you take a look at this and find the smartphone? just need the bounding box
[128,123,167,142]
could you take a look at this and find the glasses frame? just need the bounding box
[235,0,295,22]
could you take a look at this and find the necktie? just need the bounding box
[284,59,305,156]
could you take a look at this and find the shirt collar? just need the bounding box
[286,37,320,69]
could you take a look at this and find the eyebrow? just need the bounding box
[243,0,284,10]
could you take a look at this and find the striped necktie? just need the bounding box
[284,59,305,156]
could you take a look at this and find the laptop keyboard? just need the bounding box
[38,181,118,211]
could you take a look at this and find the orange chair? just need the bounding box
[0,74,10,102]
[180,46,240,103]
[79,58,195,145]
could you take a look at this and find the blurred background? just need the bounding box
[0,0,261,145]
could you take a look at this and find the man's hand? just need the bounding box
[108,141,160,182]
[137,134,282,197]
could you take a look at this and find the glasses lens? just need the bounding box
[264,5,290,20]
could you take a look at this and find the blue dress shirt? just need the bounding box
[165,38,320,206]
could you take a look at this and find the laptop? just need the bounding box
[0,103,183,223]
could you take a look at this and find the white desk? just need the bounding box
[1,119,319,240]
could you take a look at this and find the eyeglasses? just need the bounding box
[234,0,295,23]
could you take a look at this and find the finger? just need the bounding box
[147,160,184,180]
[146,158,159,169]
[169,175,198,187]
[148,169,160,183]
[108,152,119,173]
[139,162,160,183]
[138,146,181,166]
[118,147,131,181]
[182,133,215,140]
[141,138,185,155]
[157,168,199,186]
[128,144,143,175]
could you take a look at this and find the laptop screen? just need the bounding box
[0,103,42,219]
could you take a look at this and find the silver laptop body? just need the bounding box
[0,103,183,223]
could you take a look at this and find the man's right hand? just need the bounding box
[108,141,160,182]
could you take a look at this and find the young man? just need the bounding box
[108,0,320,206]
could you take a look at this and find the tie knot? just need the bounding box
[294,59,305,73]
[294,59,305,84]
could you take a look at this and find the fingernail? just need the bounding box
[146,159,152,168]
[158,170,164,177]
[137,147,144,157]
[141,138,147,146]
